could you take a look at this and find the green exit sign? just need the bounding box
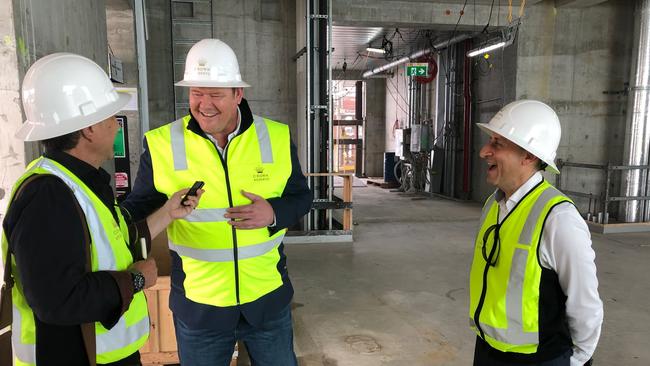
[406,62,428,76]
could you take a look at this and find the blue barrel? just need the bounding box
[384,152,396,182]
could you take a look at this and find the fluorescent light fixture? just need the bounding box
[467,19,520,58]
[467,41,506,57]
[366,47,386,54]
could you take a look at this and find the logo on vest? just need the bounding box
[253,165,270,182]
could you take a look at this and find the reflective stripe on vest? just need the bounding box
[5,157,149,364]
[183,208,229,222]
[169,233,285,262]
[96,315,149,354]
[12,305,35,364]
[32,159,116,270]
[170,114,274,171]
[470,183,570,351]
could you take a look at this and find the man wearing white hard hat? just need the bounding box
[2,53,201,366]
[122,39,311,365]
[468,100,603,366]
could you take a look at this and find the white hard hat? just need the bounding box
[16,53,130,142]
[175,39,250,88]
[477,100,561,174]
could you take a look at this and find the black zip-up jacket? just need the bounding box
[121,98,312,330]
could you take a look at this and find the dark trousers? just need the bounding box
[473,337,571,366]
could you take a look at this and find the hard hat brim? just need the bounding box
[477,122,560,174]
[16,92,132,142]
[175,80,251,88]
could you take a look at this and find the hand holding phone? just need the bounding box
[181,181,204,206]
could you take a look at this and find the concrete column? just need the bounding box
[364,78,386,177]
[0,0,25,218]
[295,0,308,167]
[621,0,650,222]
[1,0,109,218]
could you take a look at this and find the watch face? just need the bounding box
[133,271,145,292]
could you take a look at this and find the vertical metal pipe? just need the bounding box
[448,45,458,198]
[604,163,611,224]
[317,0,328,229]
[443,48,450,195]
[407,77,412,128]
[305,0,312,230]
[462,39,472,194]
[134,0,149,141]
[327,0,333,230]
[622,0,650,222]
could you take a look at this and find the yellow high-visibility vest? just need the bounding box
[469,180,572,354]
[146,115,292,306]
[1,157,149,365]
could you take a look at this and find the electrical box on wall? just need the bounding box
[395,128,411,158]
[109,53,124,83]
[113,115,131,201]
[410,123,432,152]
[411,125,421,152]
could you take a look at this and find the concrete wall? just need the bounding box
[471,0,633,212]
[146,0,175,129]
[385,67,410,153]
[211,0,297,133]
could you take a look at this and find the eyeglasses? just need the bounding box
[482,224,500,267]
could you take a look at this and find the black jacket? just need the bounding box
[121,98,312,330]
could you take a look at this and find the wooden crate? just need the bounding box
[140,276,237,366]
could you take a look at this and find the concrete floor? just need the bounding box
[278,185,650,366]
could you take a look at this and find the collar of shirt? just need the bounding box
[495,171,543,220]
[44,150,118,221]
[206,107,242,157]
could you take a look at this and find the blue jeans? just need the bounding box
[174,305,298,366]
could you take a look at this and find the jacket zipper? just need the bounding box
[217,144,240,305]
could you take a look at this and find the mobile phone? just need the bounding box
[181,181,204,205]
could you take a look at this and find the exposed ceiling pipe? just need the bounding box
[362,33,471,79]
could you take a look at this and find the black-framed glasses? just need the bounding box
[482,223,500,267]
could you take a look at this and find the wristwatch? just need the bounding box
[130,270,145,293]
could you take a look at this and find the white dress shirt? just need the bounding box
[206,108,242,158]
[495,172,603,366]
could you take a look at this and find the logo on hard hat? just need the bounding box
[196,58,210,76]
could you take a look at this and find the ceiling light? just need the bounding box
[467,19,520,58]
[366,47,386,54]
[467,41,506,57]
